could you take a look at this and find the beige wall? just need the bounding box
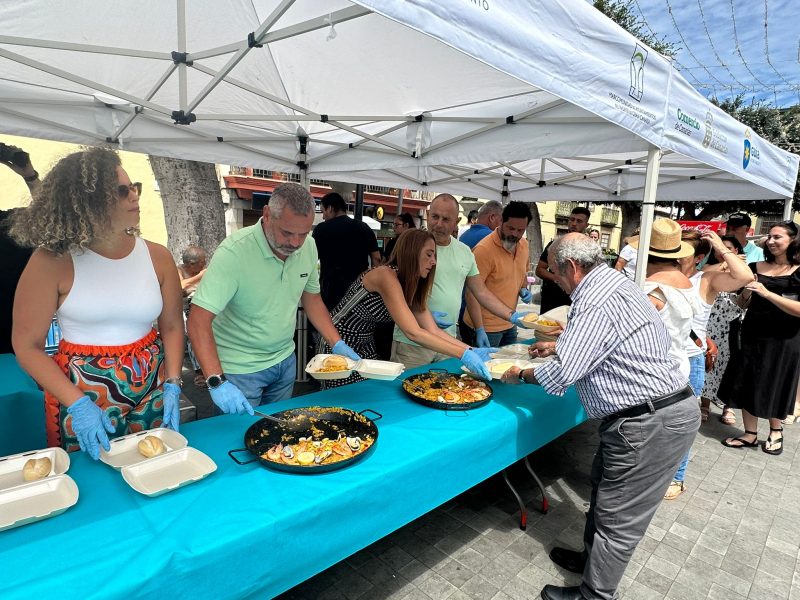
[537,202,623,252]
[0,135,167,245]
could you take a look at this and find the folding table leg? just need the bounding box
[502,468,527,530]
[524,456,549,514]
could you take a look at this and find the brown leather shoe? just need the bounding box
[540,584,585,599]
[549,547,587,574]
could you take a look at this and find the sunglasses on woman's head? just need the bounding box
[117,182,142,198]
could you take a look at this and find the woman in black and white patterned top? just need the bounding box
[318,229,494,388]
[700,236,746,424]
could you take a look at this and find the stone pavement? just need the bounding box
[269,401,800,600]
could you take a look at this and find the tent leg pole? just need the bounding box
[634,146,662,287]
[783,198,793,221]
[355,184,364,221]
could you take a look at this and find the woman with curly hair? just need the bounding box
[11,147,184,460]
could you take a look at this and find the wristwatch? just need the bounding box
[205,373,227,389]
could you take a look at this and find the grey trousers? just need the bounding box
[580,396,700,600]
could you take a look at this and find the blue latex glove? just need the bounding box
[510,310,533,328]
[460,348,492,380]
[472,346,499,361]
[519,287,533,303]
[475,327,491,348]
[209,381,254,416]
[67,395,114,460]
[430,311,454,329]
[332,340,361,361]
[162,382,181,431]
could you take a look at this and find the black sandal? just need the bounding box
[763,427,784,456]
[722,430,758,448]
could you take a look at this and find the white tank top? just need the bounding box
[643,281,700,379]
[684,272,713,357]
[57,237,163,345]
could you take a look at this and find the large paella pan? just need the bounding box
[401,369,493,410]
[228,406,381,474]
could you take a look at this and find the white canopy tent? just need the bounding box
[0,0,797,281]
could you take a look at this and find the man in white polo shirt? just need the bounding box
[391,194,530,368]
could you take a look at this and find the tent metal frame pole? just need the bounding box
[0,105,107,141]
[0,35,169,60]
[0,48,173,117]
[110,63,179,140]
[187,6,372,62]
[423,100,565,155]
[189,63,317,117]
[634,146,662,287]
[177,0,188,112]
[185,0,296,114]
[783,198,794,221]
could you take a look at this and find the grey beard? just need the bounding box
[501,239,517,252]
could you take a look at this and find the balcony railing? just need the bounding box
[555,201,579,218]
[601,207,620,225]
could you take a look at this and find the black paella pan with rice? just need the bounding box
[401,369,493,410]
[228,406,381,473]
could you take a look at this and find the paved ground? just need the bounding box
[180,366,800,600]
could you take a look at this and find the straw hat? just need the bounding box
[629,218,694,259]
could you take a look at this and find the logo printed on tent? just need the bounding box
[702,110,729,155]
[674,108,700,137]
[742,128,760,170]
[629,44,648,102]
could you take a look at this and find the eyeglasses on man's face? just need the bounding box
[117,182,142,198]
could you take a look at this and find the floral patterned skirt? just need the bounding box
[45,329,165,452]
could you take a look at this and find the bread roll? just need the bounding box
[137,435,167,458]
[322,355,348,370]
[23,457,52,481]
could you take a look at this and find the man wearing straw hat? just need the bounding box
[501,231,699,600]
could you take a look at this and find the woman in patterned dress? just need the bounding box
[318,229,494,388]
[11,148,184,459]
[700,236,746,425]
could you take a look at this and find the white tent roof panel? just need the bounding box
[0,0,796,202]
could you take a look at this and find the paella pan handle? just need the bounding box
[359,408,382,421]
[228,448,258,465]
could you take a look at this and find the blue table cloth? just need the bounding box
[0,353,46,455]
[0,359,586,600]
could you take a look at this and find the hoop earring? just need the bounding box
[125,227,138,236]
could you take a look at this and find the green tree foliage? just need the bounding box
[592,0,679,57]
[679,97,800,220]
[592,0,799,227]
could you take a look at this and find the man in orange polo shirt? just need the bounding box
[463,201,532,347]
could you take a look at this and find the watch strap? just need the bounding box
[164,376,183,387]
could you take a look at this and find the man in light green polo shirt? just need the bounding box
[188,183,360,415]
[391,194,532,368]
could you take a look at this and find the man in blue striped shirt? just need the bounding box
[503,233,699,600]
